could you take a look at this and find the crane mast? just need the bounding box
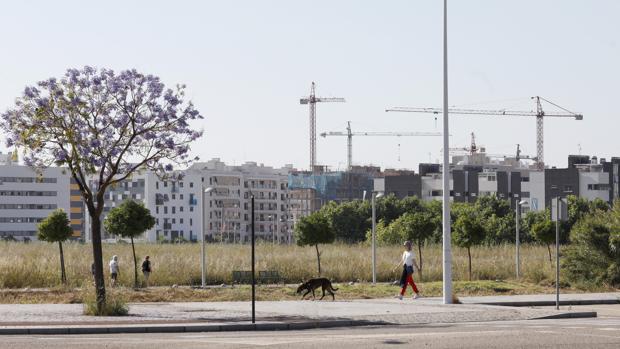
[300,82,345,172]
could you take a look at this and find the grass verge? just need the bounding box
[0,280,615,304]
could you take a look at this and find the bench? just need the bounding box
[232,270,253,284]
[232,270,280,284]
[258,270,280,284]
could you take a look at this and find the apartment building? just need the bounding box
[190,159,293,244]
[374,152,619,213]
[84,159,294,244]
[84,169,203,243]
[0,162,72,241]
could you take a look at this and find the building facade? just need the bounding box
[0,164,73,241]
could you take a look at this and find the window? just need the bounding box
[156,182,159,190]
[180,194,184,200]
[156,207,159,214]
[588,184,610,191]
[521,192,530,198]
[164,181,168,187]
[180,206,184,212]
[190,182,194,188]
[172,194,176,200]
[179,182,184,188]
[190,206,194,212]
[164,206,168,214]
[189,218,193,226]
[172,218,176,224]
[521,177,530,182]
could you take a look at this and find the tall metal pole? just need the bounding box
[371,193,377,284]
[441,0,453,305]
[201,189,206,288]
[251,195,256,323]
[515,202,520,279]
[555,197,560,310]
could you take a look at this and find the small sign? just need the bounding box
[551,197,568,222]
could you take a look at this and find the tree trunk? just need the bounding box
[131,236,138,289]
[315,244,321,276]
[59,241,66,284]
[467,246,472,281]
[90,213,106,313]
[547,244,552,264]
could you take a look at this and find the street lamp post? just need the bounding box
[371,192,384,284]
[201,186,214,288]
[515,200,527,279]
[441,0,453,305]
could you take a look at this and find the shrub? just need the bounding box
[563,202,620,287]
[82,286,129,316]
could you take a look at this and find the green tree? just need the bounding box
[530,211,555,263]
[321,200,370,243]
[425,200,443,243]
[369,219,402,245]
[37,209,73,284]
[294,212,335,275]
[104,200,155,288]
[375,194,404,226]
[391,211,434,277]
[452,208,486,281]
[563,202,620,287]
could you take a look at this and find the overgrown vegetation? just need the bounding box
[563,202,620,287]
[0,242,561,288]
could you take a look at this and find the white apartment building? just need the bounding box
[0,163,72,241]
[84,159,294,244]
[190,159,294,244]
[84,169,203,243]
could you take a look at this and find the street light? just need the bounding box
[515,199,527,279]
[201,186,214,288]
[441,0,452,305]
[371,192,384,284]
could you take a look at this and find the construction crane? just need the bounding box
[386,96,583,170]
[300,82,345,172]
[320,121,441,170]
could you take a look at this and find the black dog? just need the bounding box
[296,278,339,301]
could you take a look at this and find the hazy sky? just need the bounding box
[0,1,618,171]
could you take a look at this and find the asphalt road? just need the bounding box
[2,315,620,349]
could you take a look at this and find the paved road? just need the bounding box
[2,316,620,349]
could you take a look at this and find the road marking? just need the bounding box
[599,328,620,331]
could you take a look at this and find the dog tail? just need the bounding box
[330,283,339,291]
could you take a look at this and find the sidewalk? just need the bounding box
[0,294,606,335]
[459,292,620,307]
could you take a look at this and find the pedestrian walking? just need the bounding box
[141,256,152,288]
[393,240,421,300]
[109,255,120,287]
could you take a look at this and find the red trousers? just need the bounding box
[400,273,419,295]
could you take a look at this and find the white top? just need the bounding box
[109,260,119,273]
[402,250,415,267]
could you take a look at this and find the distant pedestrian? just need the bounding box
[393,240,420,300]
[141,256,152,288]
[109,255,120,287]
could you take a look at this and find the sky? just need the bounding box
[0,1,618,171]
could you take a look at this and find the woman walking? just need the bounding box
[394,240,420,300]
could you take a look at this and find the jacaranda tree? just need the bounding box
[0,67,203,312]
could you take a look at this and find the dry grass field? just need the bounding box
[0,242,561,289]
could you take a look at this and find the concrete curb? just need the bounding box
[531,311,598,320]
[0,319,384,336]
[466,299,619,307]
